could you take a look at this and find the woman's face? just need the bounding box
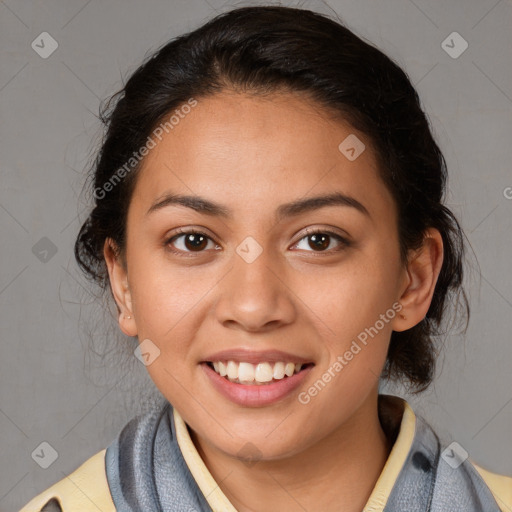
[111,91,409,460]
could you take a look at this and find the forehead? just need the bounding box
[130,91,396,223]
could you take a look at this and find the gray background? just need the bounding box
[1,0,511,510]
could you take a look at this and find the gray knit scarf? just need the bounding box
[104,396,502,511]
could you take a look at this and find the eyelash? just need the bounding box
[164,227,351,257]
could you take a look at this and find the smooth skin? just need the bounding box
[104,90,443,512]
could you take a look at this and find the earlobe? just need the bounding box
[103,238,138,337]
[392,229,444,332]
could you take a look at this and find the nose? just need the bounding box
[214,243,296,332]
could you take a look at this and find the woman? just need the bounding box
[21,5,512,511]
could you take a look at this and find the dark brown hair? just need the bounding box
[75,5,469,392]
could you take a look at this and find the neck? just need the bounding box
[190,391,394,512]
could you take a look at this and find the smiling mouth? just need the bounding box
[204,360,315,385]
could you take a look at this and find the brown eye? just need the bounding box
[167,230,217,254]
[308,233,330,251]
[293,229,350,253]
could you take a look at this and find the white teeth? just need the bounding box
[255,362,273,382]
[210,360,307,384]
[284,362,295,377]
[273,361,285,379]
[218,361,227,377]
[227,360,238,379]
[238,362,255,383]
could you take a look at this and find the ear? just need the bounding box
[392,228,444,332]
[103,238,137,337]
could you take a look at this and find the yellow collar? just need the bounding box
[173,394,416,512]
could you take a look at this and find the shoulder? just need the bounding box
[471,461,512,512]
[19,449,115,512]
[384,397,512,511]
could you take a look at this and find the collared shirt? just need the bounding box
[20,397,512,511]
[172,397,511,511]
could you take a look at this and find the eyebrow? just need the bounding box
[146,191,370,220]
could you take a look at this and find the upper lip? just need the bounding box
[201,348,314,365]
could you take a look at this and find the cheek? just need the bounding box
[128,250,205,332]
[297,254,400,336]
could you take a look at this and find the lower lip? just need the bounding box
[200,363,314,407]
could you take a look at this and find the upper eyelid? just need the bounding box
[301,227,349,239]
